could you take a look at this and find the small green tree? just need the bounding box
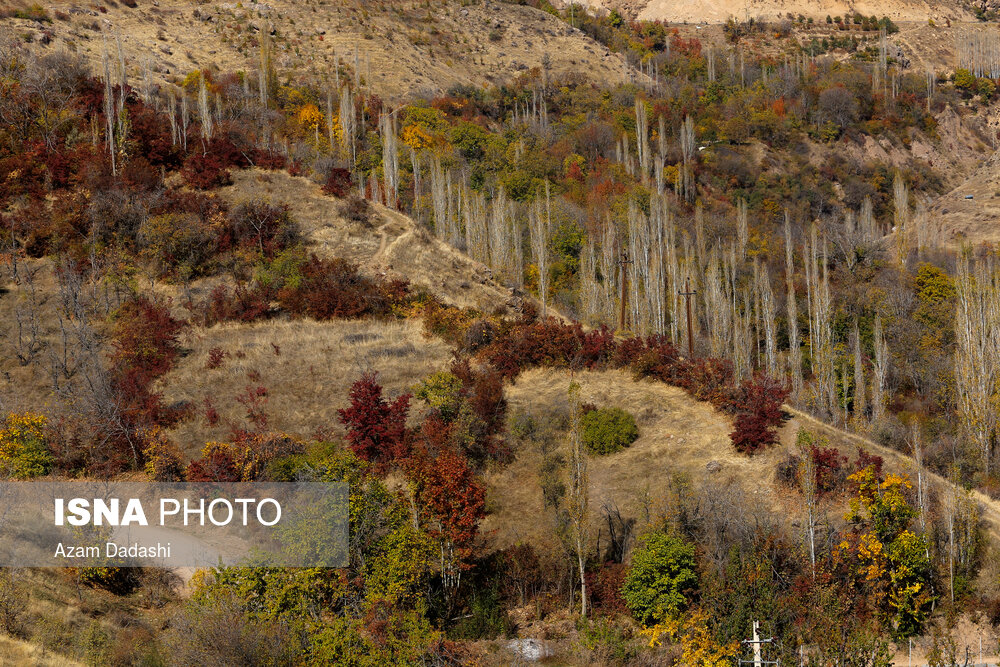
[622,532,698,626]
[953,68,977,92]
[0,413,53,479]
[581,407,639,455]
[414,372,464,421]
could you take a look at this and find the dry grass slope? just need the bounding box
[576,0,973,22]
[483,367,787,550]
[486,367,1000,556]
[159,318,451,456]
[219,169,521,312]
[0,636,83,667]
[0,0,629,100]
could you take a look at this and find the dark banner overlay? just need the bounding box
[0,482,348,568]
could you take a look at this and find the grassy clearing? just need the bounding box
[159,317,452,456]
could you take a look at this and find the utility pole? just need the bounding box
[740,620,778,667]
[679,276,697,358]
[618,251,633,332]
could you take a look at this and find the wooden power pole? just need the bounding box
[679,276,696,358]
[618,251,632,332]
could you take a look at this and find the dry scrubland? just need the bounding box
[579,0,974,22]
[0,636,83,667]
[159,318,451,456]
[488,366,1000,557]
[220,170,520,311]
[0,0,628,100]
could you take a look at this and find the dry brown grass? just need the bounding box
[0,635,83,667]
[3,0,629,101]
[482,367,790,551]
[482,367,964,557]
[158,317,452,457]
[220,169,520,312]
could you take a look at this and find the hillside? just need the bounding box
[573,0,975,22]
[5,0,1000,663]
[217,170,520,311]
[0,0,630,100]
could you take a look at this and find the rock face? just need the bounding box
[506,638,553,662]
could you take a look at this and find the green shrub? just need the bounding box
[622,532,698,626]
[415,371,464,421]
[954,68,976,92]
[0,413,53,479]
[581,407,638,455]
[577,617,639,663]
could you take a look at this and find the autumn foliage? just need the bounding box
[338,372,412,471]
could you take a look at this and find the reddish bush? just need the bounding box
[811,445,847,495]
[451,359,510,465]
[66,295,189,473]
[729,374,790,455]
[206,347,227,369]
[181,136,250,189]
[278,255,407,320]
[853,449,884,478]
[578,325,618,369]
[405,446,486,574]
[323,167,354,197]
[198,283,274,326]
[181,151,234,189]
[186,444,240,482]
[203,397,220,426]
[677,357,736,407]
[482,318,588,379]
[128,103,181,168]
[234,385,269,433]
[338,372,411,471]
[586,562,628,615]
[221,199,298,258]
[252,149,287,170]
[109,296,184,394]
[120,156,163,191]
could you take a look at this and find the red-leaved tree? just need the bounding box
[102,296,186,470]
[729,374,789,455]
[337,372,411,471]
[406,446,486,612]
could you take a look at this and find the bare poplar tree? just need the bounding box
[198,72,213,141]
[755,260,778,376]
[852,319,867,423]
[737,198,749,260]
[339,86,356,168]
[785,215,803,400]
[680,115,695,202]
[635,98,650,184]
[529,187,550,316]
[910,422,927,534]
[326,88,335,150]
[380,112,398,209]
[167,89,178,146]
[800,445,817,579]
[806,228,835,416]
[955,255,1000,470]
[580,237,600,325]
[567,381,589,618]
[871,315,889,426]
[101,42,117,176]
[893,171,910,266]
[180,92,189,152]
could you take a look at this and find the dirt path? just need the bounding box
[785,406,1000,540]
